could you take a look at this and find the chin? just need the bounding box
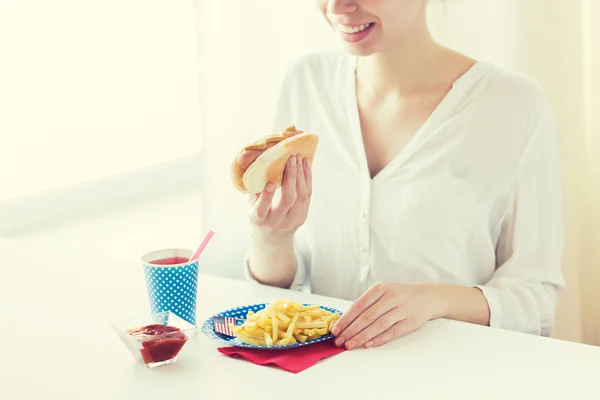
[341,43,378,57]
[337,30,382,58]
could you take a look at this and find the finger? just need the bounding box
[294,154,306,201]
[331,282,388,338]
[342,308,404,350]
[247,180,272,206]
[304,157,312,197]
[250,182,276,222]
[269,155,297,220]
[333,293,395,348]
[285,155,309,221]
[363,318,421,349]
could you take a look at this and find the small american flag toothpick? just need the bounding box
[213,315,244,337]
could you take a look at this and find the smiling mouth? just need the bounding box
[335,22,375,34]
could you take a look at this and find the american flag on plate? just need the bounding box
[213,316,243,337]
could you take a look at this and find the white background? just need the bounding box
[0,0,202,202]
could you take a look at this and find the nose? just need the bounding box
[326,0,358,15]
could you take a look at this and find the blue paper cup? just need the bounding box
[141,248,199,325]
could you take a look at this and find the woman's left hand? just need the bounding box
[330,282,443,350]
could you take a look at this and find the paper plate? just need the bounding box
[201,302,342,350]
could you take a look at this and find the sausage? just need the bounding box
[236,129,303,170]
[236,147,270,169]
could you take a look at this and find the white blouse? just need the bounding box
[245,52,565,337]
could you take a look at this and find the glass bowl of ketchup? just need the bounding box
[112,311,196,368]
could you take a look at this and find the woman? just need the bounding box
[242,0,565,350]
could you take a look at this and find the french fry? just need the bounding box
[245,321,258,330]
[279,335,297,345]
[295,321,327,329]
[325,312,340,323]
[292,303,320,311]
[305,328,317,337]
[237,335,265,346]
[275,311,291,325]
[272,316,279,342]
[264,331,273,346]
[277,330,290,339]
[286,314,299,337]
[294,333,308,343]
[305,309,329,317]
[241,329,267,340]
[258,303,276,328]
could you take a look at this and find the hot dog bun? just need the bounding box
[231,125,319,194]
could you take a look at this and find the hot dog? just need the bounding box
[236,129,303,169]
[231,125,319,194]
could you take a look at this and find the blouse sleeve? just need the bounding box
[243,61,312,292]
[475,101,566,337]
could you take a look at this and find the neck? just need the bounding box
[356,27,452,96]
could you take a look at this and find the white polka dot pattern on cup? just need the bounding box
[143,261,199,325]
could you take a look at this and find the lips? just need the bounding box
[334,22,376,43]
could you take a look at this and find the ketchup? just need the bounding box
[128,324,188,365]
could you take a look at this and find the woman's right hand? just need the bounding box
[248,153,312,241]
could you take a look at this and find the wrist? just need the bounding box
[420,282,451,320]
[421,283,490,326]
[247,233,295,287]
[250,227,294,250]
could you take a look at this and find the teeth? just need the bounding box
[336,23,372,34]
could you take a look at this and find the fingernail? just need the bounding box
[332,326,340,336]
[289,156,296,167]
[364,341,373,349]
[334,337,345,347]
[306,159,311,168]
[266,183,274,193]
[346,340,356,350]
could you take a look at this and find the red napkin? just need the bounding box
[217,339,346,373]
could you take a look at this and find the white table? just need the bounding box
[2,238,600,400]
